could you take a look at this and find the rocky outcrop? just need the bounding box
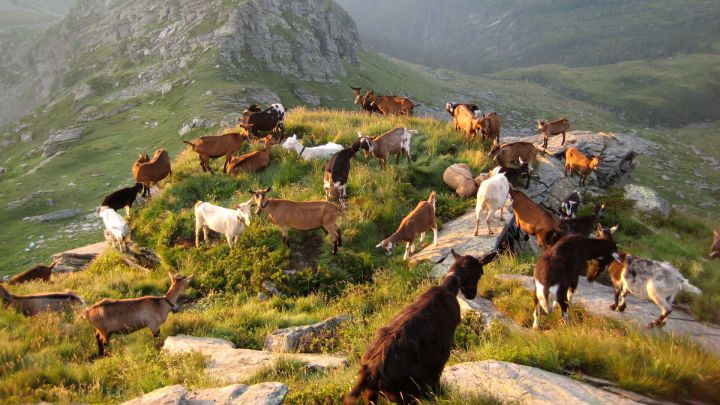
[264,315,349,353]
[624,184,671,218]
[162,335,347,384]
[41,128,83,157]
[23,208,81,222]
[121,382,288,405]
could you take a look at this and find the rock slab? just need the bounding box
[624,184,671,218]
[121,382,288,405]
[264,315,349,353]
[443,361,640,404]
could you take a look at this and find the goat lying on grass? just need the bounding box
[9,260,57,284]
[82,272,192,356]
[377,191,438,260]
[345,249,498,404]
[0,283,84,316]
[282,134,343,161]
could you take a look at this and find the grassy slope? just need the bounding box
[1,109,718,404]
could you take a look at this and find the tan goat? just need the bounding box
[0,283,84,316]
[377,191,438,260]
[565,147,601,186]
[250,187,343,255]
[537,118,570,150]
[358,127,415,169]
[509,188,564,248]
[452,104,479,143]
[81,272,192,356]
[183,132,248,173]
[133,149,172,197]
[226,135,274,175]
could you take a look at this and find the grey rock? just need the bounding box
[74,83,92,101]
[264,315,349,353]
[20,132,32,142]
[624,184,671,218]
[179,124,191,136]
[293,88,321,105]
[23,208,81,222]
[122,382,289,405]
[121,384,187,405]
[0,167,6,174]
[41,128,83,157]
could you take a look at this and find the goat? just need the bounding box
[451,104,480,143]
[559,202,605,237]
[711,230,719,259]
[609,254,702,328]
[476,112,501,146]
[489,142,540,188]
[345,249,498,404]
[559,191,581,219]
[194,199,253,248]
[445,102,479,119]
[226,135,274,175]
[0,283,84,316]
[82,272,192,356]
[324,141,362,203]
[351,87,382,115]
[565,147,601,187]
[509,187,564,248]
[241,103,285,137]
[133,149,171,197]
[377,191,438,260]
[183,132,249,173]
[492,161,530,187]
[9,260,58,285]
[537,118,570,150]
[365,90,417,116]
[533,235,618,329]
[358,127,415,169]
[442,163,482,197]
[475,171,510,236]
[251,187,342,254]
[282,134,344,161]
[100,183,146,216]
[591,223,626,312]
[241,104,263,124]
[97,206,131,252]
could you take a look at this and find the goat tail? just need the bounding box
[182,140,195,149]
[682,279,702,296]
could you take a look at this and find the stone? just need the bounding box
[229,382,288,405]
[264,315,349,353]
[624,184,671,218]
[23,208,81,222]
[52,241,108,272]
[179,124,191,136]
[293,88,321,105]
[442,361,640,404]
[121,384,187,405]
[162,335,347,384]
[191,117,207,129]
[123,382,288,405]
[160,83,173,95]
[20,132,32,142]
[41,128,83,157]
[74,83,92,101]
[0,167,6,174]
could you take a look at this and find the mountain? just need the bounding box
[335,0,720,74]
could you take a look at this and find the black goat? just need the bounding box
[241,103,285,137]
[559,202,604,237]
[559,191,581,218]
[344,249,498,404]
[493,160,530,187]
[324,141,361,203]
[100,183,146,215]
[445,102,479,116]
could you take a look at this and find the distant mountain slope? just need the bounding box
[336,0,720,74]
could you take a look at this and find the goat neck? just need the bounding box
[441,273,461,295]
[164,280,186,307]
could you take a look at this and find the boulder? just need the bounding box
[293,88,321,105]
[121,384,187,405]
[624,184,671,218]
[442,361,640,404]
[178,124,191,136]
[160,83,173,95]
[23,208,81,222]
[264,315,349,353]
[122,382,288,405]
[41,128,83,157]
[442,164,479,197]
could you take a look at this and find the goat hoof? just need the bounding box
[646,322,656,329]
[618,304,626,312]
[609,304,617,311]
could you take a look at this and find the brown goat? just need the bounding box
[452,104,479,143]
[509,187,564,248]
[365,91,417,116]
[377,191,438,260]
[0,283,84,316]
[477,112,501,146]
[226,135,274,175]
[537,118,570,150]
[358,127,415,169]
[133,149,171,197]
[711,229,719,259]
[251,187,343,255]
[565,147,601,187]
[345,249,498,404]
[9,260,57,284]
[82,272,192,356]
[489,142,540,188]
[591,224,627,311]
[183,132,248,173]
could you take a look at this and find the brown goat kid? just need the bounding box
[377,191,438,260]
[183,132,248,173]
[251,187,343,254]
[345,249,498,404]
[226,135,274,175]
[477,112,501,146]
[565,147,601,187]
[9,260,57,284]
[82,272,192,356]
[0,283,84,316]
[133,149,172,197]
[509,188,563,248]
[537,118,570,150]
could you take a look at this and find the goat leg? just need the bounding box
[95,331,105,356]
[396,153,400,164]
[561,131,566,146]
[610,287,620,311]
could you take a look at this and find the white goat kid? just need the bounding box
[474,169,510,236]
[194,199,253,248]
[282,134,344,161]
[97,206,131,252]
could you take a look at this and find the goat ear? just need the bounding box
[375,241,384,248]
[248,190,255,195]
[610,224,619,234]
[451,249,461,259]
[595,223,603,232]
[185,274,194,281]
[612,252,622,263]
[480,251,498,265]
[265,187,271,193]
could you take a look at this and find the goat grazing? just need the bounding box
[559,191,581,219]
[251,188,342,254]
[559,202,605,237]
[9,260,57,285]
[533,235,618,329]
[324,141,361,202]
[537,118,570,150]
[133,149,171,197]
[183,132,249,173]
[100,183,146,216]
[226,135,274,175]
[345,249,498,404]
[711,230,719,259]
[358,127,415,169]
[489,142,540,188]
[509,188,564,248]
[282,134,343,161]
[194,199,253,247]
[0,283,84,316]
[82,272,192,356]
[241,103,285,137]
[97,206,131,252]
[351,87,382,115]
[377,191,438,260]
[565,147,601,186]
[475,170,510,235]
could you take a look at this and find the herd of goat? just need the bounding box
[1,87,718,404]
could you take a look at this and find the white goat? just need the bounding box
[614,254,702,328]
[97,206,131,252]
[194,199,253,247]
[281,134,344,161]
[474,169,510,236]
